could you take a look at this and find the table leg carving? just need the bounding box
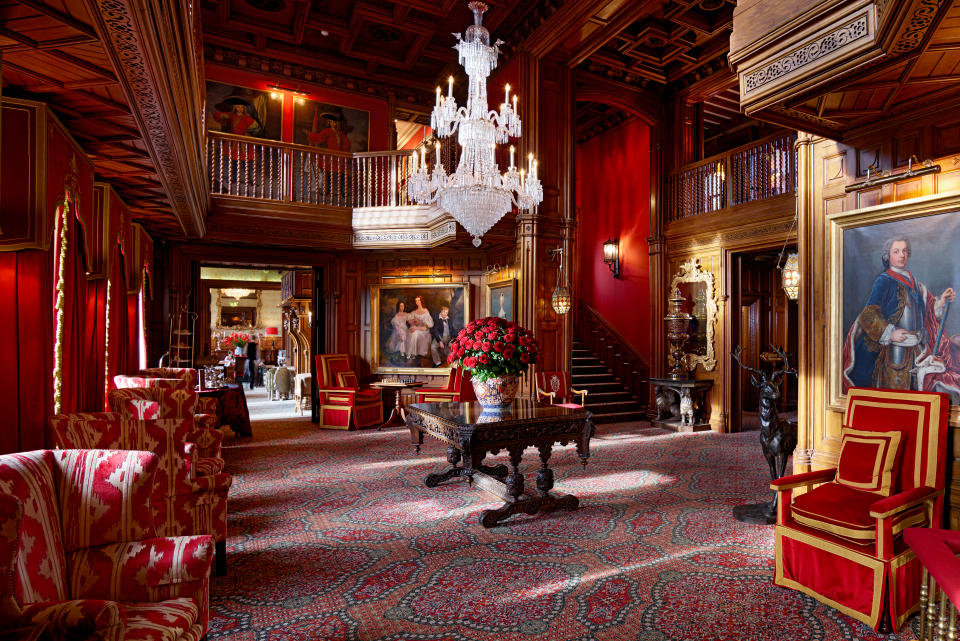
[408,421,424,454]
[425,446,463,487]
[577,419,593,467]
[536,443,554,496]
[504,446,525,500]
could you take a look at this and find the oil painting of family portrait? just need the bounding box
[372,283,469,373]
[835,203,960,406]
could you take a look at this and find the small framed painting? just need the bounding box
[487,279,517,322]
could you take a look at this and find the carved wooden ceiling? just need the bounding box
[0,0,182,235]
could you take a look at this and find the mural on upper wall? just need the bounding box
[206,81,282,141]
[294,99,369,152]
[839,207,960,403]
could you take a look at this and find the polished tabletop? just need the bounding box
[409,398,589,427]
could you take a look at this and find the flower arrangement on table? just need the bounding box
[220,332,251,352]
[447,317,539,408]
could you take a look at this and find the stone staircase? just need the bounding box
[572,341,647,424]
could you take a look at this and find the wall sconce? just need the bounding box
[602,237,620,279]
[549,248,571,315]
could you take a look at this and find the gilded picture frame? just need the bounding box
[371,282,470,374]
[828,191,960,420]
[487,279,517,322]
[215,289,263,330]
[670,259,719,371]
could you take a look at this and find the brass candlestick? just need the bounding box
[665,287,692,379]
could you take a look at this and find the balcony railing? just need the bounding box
[207,132,420,208]
[667,132,797,222]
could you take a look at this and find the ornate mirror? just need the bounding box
[670,259,718,371]
[215,288,264,329]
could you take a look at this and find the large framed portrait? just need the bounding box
[205,81,282,141]
[487,279,516,322]
[828,192,960,419]
[294,99,370,152]
[371,283,470,374]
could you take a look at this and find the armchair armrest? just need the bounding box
[318,387,357,395]
[20,600,124,640]
[571,387,587,406]
[536,388,556,404]
[770,468,836,491]
[69,535,214,602]
[870,486,942,519]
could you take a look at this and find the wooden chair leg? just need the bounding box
[215,540,226,577]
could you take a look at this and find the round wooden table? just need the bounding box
[370,381,424,430]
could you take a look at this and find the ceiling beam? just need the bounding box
[567,0,661,68]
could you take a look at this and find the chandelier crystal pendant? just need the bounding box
[222,288,253,301]
[407,1,543,247]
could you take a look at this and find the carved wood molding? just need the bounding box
[87,0,208,238]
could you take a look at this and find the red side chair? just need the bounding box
[535,371,587,408]
[415,367,477,403]
[315,353,383,429]
[771,387,950,632]
[904,527,960,639]
[0,449,214,639]
[49,414,232,577]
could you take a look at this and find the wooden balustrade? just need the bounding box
[207,132,418,208]
[667,132,797,222]
[574,301,649,412]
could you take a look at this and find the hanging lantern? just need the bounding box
[551,284,571,314]
[782,252,799,300]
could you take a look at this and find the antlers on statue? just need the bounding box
[731,345,797,383]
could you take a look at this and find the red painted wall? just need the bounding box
[576,118,651,363]
[206,66,390,151]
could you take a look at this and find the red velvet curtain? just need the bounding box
[84,278,108,411]
[107,245,134,388]
[128,291,140,370]
[57,210,89,416]
[0,250,54,454]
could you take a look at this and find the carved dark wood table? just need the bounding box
[371,381,424,430]
[406,400,593,528]
[649,377,713,432]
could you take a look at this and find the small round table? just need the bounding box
[370,381,424,430]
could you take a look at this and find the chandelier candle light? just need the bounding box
[408,1,543,246]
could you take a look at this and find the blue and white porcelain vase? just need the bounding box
[471,374,520,410]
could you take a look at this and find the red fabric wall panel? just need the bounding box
[56,213,89,415]
[0,250,54,454]
[576,119,652,361]
[84,279,108,412]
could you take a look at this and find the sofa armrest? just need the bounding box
[870,486,942,519]
[194,412,218,431]
[20,599,124,641]
[68,536,214,602]
[770,468,836,491]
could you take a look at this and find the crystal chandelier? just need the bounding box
[222,288,253,301]
[408,1,542,247]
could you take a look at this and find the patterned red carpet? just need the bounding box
[210,419,918,640]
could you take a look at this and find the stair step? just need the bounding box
[576,381,623,392]
[590,410,649,424]
[587,400,644,412]
[573,372,616,381]
[587,391,634,403]
[573,365,608,375]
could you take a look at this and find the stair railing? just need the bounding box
[574,300,649,412]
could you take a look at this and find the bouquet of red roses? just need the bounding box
[220,332,251,351]
[447,317,539,382]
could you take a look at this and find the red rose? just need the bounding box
[474,331,484,340]
[503,346,516,360]
[473,341,483,350]
[465,356,477,368]
[504,333,516,343]
[457,347,465,357]
[478,353,490,364]
[447,352,457,363]
[494,341,504,352]
[481,341,492,352]
[520,353,530,363]
[486,332,497,340]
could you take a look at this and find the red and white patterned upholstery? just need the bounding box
[535,371,587,408]
[315,354,383,429]
[772,387,950,632]
[415,367,477,403]
[49,414,232,577]
[136,367,199,389]
[110,381,224,468]
[0,449,214,639]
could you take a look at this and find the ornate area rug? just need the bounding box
[210,420,919,640]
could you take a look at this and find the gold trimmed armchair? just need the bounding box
[315,353,383,429]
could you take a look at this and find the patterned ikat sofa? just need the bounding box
[0,449,214,640]
[50,413,232,577]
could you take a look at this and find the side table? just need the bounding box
[370,381,424,430]
[649,377,713,432]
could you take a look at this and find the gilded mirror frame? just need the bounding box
[670,258,718,371]
[215,288,264,330]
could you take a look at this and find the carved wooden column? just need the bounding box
[647,122,667,416]
[794,131,815,473]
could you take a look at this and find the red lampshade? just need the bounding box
[265,327,279,335]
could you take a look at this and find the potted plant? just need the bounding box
[447,317,539,409]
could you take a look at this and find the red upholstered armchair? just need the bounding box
[0,449,214,639]
[50,413,232,577]
[771,388,949,632]
[316,353,383,429]
[415,367,477,403]
[535,371,587,408]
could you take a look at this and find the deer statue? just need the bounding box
[731,344,798,523]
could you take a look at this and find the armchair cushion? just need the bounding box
[0,493,22,622]
[337,371,359,388]
[835,427,902,496]
[791,482,926,545]
[124,599,198,641]
[20,599,124,641]
[120,399,161,421]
